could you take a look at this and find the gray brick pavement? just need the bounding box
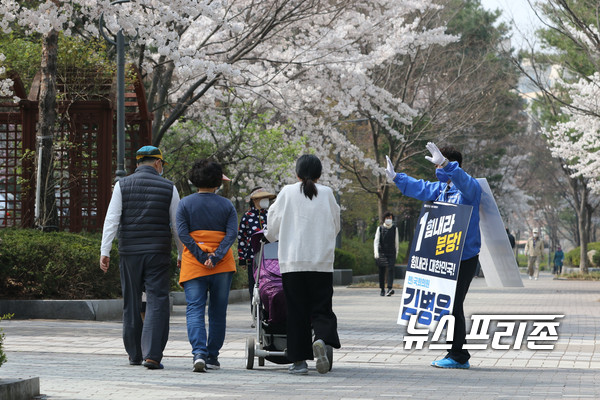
[2,272,600,399]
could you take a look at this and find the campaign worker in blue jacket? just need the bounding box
[385,142,482,369]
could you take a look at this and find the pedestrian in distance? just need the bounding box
[384,142,482,369]
[237,187,276,301]
[265,154,341,375]
[100,145,183,370]
[506,228,516,250]
[553,245,565,277]
[524,228,544,280]
[176,159,238,373]
[373,211,399,296]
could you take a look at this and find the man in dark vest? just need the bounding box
[373,211,399,296]
[100,146,182,370]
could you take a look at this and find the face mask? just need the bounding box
[435,168,449,183]
[384,219,392,227]
[259,198,270,209]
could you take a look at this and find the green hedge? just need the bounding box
[334,248,357,271]
[336,236,409,276]
[0,228,247,299]
[0,229,122,299]
[565,242,600,267]
[0,313,12,367]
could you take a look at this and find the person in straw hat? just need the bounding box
[237,187,276,300]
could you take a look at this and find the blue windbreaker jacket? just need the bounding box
[392,161,482,260]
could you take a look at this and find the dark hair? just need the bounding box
[296,154,322,200]
[382,211,394,221]
[189,159,223,188]
[439,146,462,167]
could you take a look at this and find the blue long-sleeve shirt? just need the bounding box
[176,192,238,266]
[393,161,482,260]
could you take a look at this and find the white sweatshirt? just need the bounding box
[264,182,340,274]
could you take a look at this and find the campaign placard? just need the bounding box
[397,201,472,330]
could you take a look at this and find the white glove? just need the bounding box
[385,156,396,181]
[424,142,448,167]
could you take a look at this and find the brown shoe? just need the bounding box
[143,359,164,369]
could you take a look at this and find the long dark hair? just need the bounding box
[296,154,322,200]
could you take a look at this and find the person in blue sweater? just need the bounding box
[385,142,482,369]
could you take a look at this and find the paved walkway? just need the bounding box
[2,272,600,399]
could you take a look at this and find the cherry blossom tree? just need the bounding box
[517,0,600,272]
[1,0,454,175]
[544,75,600,193]
[0,54,13,97]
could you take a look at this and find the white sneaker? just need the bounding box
[312,339,330,374]
[193,356,206,372]
[529,276,532,280]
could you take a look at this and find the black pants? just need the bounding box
[378,255,395,290]
[120,253,171,363]
[446,255,478,364]
[282,271,341,362]
[246,258,255,298]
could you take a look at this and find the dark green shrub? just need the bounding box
[339,236,411,276]
[341,236,376,275]
[397,241,409,264]
[565,242,600,267]
[0,313,13,367]
[231,267,248,291]
[0,229,121,299]
[334,248,357,270]
[0,229,182,299]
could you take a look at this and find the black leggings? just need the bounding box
[378,255,395,290]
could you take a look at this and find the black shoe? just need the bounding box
[380,289,385,296]
[386,289,395,296]
[206,357,220,370]
[129,359,142,366]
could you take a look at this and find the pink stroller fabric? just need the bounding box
[251,232,286,326]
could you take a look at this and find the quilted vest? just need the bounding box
[118,164,174,255]
[378,225,396,256]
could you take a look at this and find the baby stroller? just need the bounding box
[245,232,289,369]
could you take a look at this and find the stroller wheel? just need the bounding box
[258,357,265,367]
[245,337,255,369]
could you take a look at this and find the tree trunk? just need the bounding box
[36,29,59,231]
[578,183,589,273]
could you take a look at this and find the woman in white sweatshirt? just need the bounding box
[265,154,341,375]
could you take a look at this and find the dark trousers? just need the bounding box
[446,255,478,364]
[378,255,395,290]
[120,253,171,363]
[282,271,341,362]
[245,258,256,298]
